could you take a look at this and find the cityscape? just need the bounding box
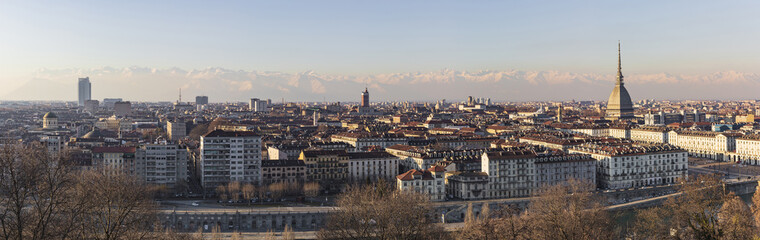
[2,1,760,240]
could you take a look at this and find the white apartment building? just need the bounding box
[630,126,669,143]
[481,150,537,198]
[331,132,407,151]
[667,130,741,160]
[396,166,446,201]
[569,143,688,189]
[136,144,189,190]
[346,152,399,182]
[729,134,760,164]
[200,130,262,191]
[607,125,631,139]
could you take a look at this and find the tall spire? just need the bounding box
[617,41,624,85]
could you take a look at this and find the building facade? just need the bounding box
[569,143,688,189]
[136,144,189,190]
[78,77,91,106]
[396,166,446,201]
[346,151,399,182]
[200,130,262,191]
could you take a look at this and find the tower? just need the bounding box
[606,42,635,120]
[557,104,563,122]
[78,77,91,106]
[361,87,369,107]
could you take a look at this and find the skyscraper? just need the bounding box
[606,43,634,120]
[361,88,369,107]
[78,77,91,106]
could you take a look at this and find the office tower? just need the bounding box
[606,42,635,120]
[78,77,91,106]
[195,96,209,105]
[200,130,262,191]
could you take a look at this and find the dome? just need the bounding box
[43,112,57,119]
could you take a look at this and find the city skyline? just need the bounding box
[1,1,759,101]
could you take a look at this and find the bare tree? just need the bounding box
[241,183,255,203]
[216,185,228,202]
[282,224,295,240]
[269,183,285,202]
[72,171,158,240]
[632,174,725,239]
[0,144,77,240]
[527,178,612,240]
[227,182,240,203]
[317,183,447,240]
[457,204,530,240]
[719,192,756,240]
[752,185,760,230]
[303,182,320,199]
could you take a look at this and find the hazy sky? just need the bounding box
[1,1,759,102]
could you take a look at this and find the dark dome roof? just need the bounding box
[43,112,58,119]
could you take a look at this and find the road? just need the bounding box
[159,200,337,213]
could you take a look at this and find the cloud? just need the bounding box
[3,67,760,102]
[310,79,326,94]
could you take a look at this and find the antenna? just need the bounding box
[178,88,182,102]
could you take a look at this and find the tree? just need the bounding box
[282,224,295,240]
[216,185,228,202]
[303,182,320,199]
[317,183,447,240]
[227,181,241,203]
[632,174,725,239]
[457,204,530,240]
[0,143,75,240]
[718,192,756,240]
[751,185,760,229]
[527,178,612,240]
[0,144,198,240]
[242,184,256,202]
[72,171,158,240]
[269,183,285,202]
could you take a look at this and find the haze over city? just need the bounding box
[1,1,759,102]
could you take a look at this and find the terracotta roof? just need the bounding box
[428,165,446,172]
[397,169,422,180]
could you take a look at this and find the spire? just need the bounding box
[617,41,624,85]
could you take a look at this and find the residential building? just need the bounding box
[396,166,446,201]
[167,121,187,142]
[261,160,307,185]
[200,130,262,191]
[346,151,399,182]
[445,171,488,200]
[299,150,349,191]
[569,142,687,189]
[136,144,189,190]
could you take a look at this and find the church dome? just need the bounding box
[43,112,57,119]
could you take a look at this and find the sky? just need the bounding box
[1,1,759,102]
